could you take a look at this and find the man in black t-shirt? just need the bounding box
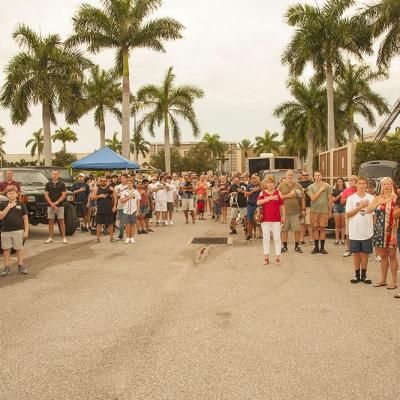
[229,177,248,235]
[0,185,29,276]
[72,173,90,232]
[44,170,67,244]
[298,171,314,244]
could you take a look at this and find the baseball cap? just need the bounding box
[78,173,85,177]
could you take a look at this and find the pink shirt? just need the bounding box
[257,190,283,222]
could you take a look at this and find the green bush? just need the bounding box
[354,142,400,172]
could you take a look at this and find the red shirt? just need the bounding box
[0,180,21,194]
[341,186,357,204]
[257,190,283,222]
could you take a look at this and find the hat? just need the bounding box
[78,173,85,177]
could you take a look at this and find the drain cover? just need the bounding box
[190,237,231,245]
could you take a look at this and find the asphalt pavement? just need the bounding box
[1,213,400,400]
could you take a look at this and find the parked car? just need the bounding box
[0,168,79,236]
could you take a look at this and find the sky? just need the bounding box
[1,0,400,155]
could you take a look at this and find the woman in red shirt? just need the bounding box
[257,175,285,265]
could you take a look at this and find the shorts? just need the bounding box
[333,203,345,214]
[349,239,373,254]
[231,207,247,219]
[182,198,194,211]
[122,213,137,225]
[167,202,174,212]
[76,203,88,217]
[247,204,257,222]
[145,209,153,219]
[310,212,329,228]
[300,207,311,225]
[1,230,24,250]
[155,200,167,212]
[48,206,64,220]
[89,200,97,207]
[139,205,149,215]
[282,214,301,232]
[95,213,114,226]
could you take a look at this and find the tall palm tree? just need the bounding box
[52,127,78,152]
[0,25,90,165]
[137,67,204,173]
[67,0,184,159]
[25,128,44,166]
[283,0,373,150]
[83,66,122,148]
[238,139,253,158]
[130,131,150,161]
[202,133,224,160]
[274,79,327,172]
[335,61,389,142]
[105,132,122,154]
[363,0,400,67]
[0,126,5,168]
[254,130,281,156]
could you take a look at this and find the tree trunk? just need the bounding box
[164,113,171,174]
[42,101,52,166]
[121,50,130,159]
[37,149,41,166]
[306,117,314,173]
[99,113,106,148]
[348,109,355,143]
[326,62,336,150]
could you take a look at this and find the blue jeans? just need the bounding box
[214,203,221,217]
[118,209,125,237]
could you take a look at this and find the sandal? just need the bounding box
[373,282,387,287]
[387,285,398,290]
[264,257,270,265]
[275,257,281,265]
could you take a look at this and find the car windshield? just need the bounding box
[359,166,396,179]
[12,171,49,186]
[39,168,72,181]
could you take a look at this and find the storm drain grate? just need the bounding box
[190,237,230,245]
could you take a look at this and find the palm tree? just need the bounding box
[238,139,253,158]
[67,0,184,159]
[130,131,150,161]
[202,133,224,160]
[105,132,122,154]
[335,61,389,142]
[137,67,204,173]
[274,79,327,172]
[363,0,400,67]
[283,0,373,150]
[0,126,6,168]
[0,25,90,165]
[25,128,44,166]
[83,66,122,148]
[52,127,78,152]
[254,130,281,156]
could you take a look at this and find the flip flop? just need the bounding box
[275,258,281,265]
[387,286,398,290]
[264,257,270,265]
[373,282,387,287]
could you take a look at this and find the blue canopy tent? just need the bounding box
[71,147,139,170]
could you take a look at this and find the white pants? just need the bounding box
[261,222,282,256]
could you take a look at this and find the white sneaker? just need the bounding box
[130,237,135,244]
[62,237,68,244]
[44,238,54,244]
[374,255,381,262]
[124,238,130,244]
[169,221,174,225]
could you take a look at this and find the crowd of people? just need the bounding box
[0,167,399,300]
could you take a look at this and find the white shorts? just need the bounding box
[155,200,167,212]
[182,198,194,211]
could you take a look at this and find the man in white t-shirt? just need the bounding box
[153,176,168,226]
[114,174,128,240]
[120,177,141,244]
[345,176,374,284]
[166,176,177,225]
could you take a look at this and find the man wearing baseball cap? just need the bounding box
[277,169,305,253]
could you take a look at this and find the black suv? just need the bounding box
[28,166,74,190]
[0,168,78,235]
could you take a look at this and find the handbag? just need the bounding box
[254,206,264,224]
